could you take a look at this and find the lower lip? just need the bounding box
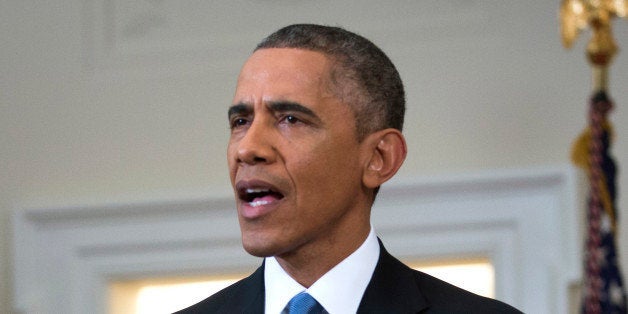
[239,196,281,219]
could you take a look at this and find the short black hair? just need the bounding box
[255,24,405,140]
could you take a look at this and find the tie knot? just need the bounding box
[287,292,325,314]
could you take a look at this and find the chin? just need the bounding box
[241,234,281,258]
[243,247,272,258]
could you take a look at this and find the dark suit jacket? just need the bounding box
[175,240,522,313]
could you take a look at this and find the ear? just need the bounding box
[362,129,407,189]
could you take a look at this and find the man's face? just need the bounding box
[228,48,369,258]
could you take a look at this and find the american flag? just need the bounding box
[573,91,627,313]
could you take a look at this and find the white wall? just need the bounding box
[2,1,628,313]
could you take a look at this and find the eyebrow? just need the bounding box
[228,103,251,120]
[228,100,321,123]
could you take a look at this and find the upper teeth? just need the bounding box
[247,188,269,194]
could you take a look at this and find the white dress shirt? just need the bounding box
[264,228,380,314]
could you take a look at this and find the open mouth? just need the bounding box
[237,184,285,207]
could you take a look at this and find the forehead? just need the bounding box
[241,48,331,76]
[234,48,335,102]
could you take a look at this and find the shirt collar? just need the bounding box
[264,228,380,314]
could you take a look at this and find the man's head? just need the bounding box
[255,24,405,140]
[227,24,407,263]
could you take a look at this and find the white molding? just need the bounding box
[13,165,580,314]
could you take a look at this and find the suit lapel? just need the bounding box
[240,270,265,314]
[357,239,429,314]
[218,263,265,314]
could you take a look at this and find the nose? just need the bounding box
[235,119,276,165]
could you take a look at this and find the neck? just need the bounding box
[275,218,371,287]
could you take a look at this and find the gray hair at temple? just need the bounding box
[255,24,405,140]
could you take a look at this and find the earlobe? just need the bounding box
[362,129,407,189]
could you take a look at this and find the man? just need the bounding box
[177,24,521,313]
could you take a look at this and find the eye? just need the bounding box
[277,114,309,128]
[278,114,303,125]
[284,115,299,124]
[230,117,250,129]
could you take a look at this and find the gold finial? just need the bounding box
[561,0,627,89]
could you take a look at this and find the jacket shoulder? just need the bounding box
[173,265,265,314]
[412,269,522,314]
[359,240,522,314]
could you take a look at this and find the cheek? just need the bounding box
[290,140,361,195]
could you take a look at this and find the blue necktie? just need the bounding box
[287,291,325,314]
